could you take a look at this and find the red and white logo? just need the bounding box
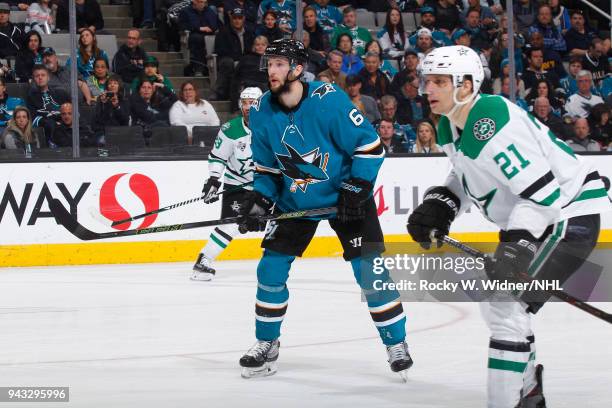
[99,173,159,230]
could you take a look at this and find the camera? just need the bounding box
[106,92,115,98]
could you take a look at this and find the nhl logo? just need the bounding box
[473,118,495,140]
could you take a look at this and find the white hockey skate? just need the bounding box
[191,254,215,281]
[386,341,413,382]
[239,339,280,379]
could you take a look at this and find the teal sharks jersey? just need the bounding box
[249,81,384,214]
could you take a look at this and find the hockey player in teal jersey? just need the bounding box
[408,45,611,407]
[237,39,412,380]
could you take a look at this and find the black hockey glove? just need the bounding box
[202,177,222,204]
[407,186,460,249]
[487,230,537,282]
[238,191,274,234]
[337,178,373,223]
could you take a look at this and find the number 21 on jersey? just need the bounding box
[493,144,531,180]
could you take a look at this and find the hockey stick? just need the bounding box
[430,231,612,324]
[110,181,254,227]
[50,198,336,241]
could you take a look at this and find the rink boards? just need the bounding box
[1,155,611,266]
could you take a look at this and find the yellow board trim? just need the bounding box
[2,230,612,267]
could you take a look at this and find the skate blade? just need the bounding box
[397,369,409,383]
[241,362,277,379]
[190,272,213,281]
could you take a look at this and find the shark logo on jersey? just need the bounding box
[312,83,336,99]
[473,118,496,141]
[276,124,330,192]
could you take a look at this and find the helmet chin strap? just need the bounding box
[446,87,477,118]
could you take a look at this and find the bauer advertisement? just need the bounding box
[0,156,611,266]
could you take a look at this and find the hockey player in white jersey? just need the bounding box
[407,45,611,408]
[191,87,263,281]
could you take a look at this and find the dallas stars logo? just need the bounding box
[458,48,469,56]
[275,124,329,193]
[473,118,496,141]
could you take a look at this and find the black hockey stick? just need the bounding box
[431,231,612,324]
[110,181,254,227]
[50,198,336,241]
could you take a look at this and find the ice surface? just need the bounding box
[0,258,610,407]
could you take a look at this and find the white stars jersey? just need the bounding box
[438,94,611,238]
[208,116,254,188]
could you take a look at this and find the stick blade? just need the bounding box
[49,199,98,241]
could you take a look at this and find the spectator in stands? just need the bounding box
[413,120,440,153]
[513,0,537,36]
[56,0,105,33]
[526,79,564,117]
[130,79,177,139]
[548,0,570,35]
[43,47,93,104]
[461,7,489,51]
[431,0,461,35]
[131,56,174,93]
[522,47,560,93]
[526,4,566,53]
[223,0,258,32]
[378,117,408,153]
[26,65,69,144]
[0,77,23,131]
[498,76,528,112]
[589,103,611,149]
[26,0,54,35]
[492,58,526,97]
[213,7,255,101]
[312,0,342,36]
[460,0,502,15]
[86,57,110,101]
[179,0,221,77]
[377,7,408,60]
[93,75,129,144]
[564,9,598,58]
[256,10,283,44]
[1,106,38,149]
[490,31,524,80]
[414,28,436,60]
[113,29,148,84]
[294,31,318,82]
[582,38,610,89]
[379,93,416,150]
[316,71,331,83]
[357,52,389,101]
[345,74,380,124]
[560,56,586,96]
[396,74,430,127]
[303,6,330,56]
[132,0,156,29]
[331,7,372,56]
[364,40,397,79]
[527,30,566,80]
[565,70,604,119]
[409,6,451,47]
[235,35,269,93]
[8,1,29,11]
[451,27,470,47]
[389,49,418,96]
[155,0,186,52]
[67,28,109,80]
[15,31,43,82]
[52,102,95,147]
[460,0,496,29]
[257,0,296,35]
[318,50,347,90]
[336,33,363,76]
[169,80,220,143]
[533,96,571,140]
[566,118,600,152]
[0,3,22,58]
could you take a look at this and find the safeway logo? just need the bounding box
[99,173,159,230]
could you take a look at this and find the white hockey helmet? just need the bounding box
[239,86,263,111]
[419,45,484,109]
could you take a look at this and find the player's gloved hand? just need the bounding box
[487,230,537,282]
[202,177,222,204]
[337,178,373,223]
[407,186,460,249]
[238,191,274,234]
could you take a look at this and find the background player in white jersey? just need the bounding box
[408,45,611,408]
[191,87,263,281]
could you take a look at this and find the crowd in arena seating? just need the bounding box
[0,0,609,155]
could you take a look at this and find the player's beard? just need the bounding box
[269,73,294,96]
